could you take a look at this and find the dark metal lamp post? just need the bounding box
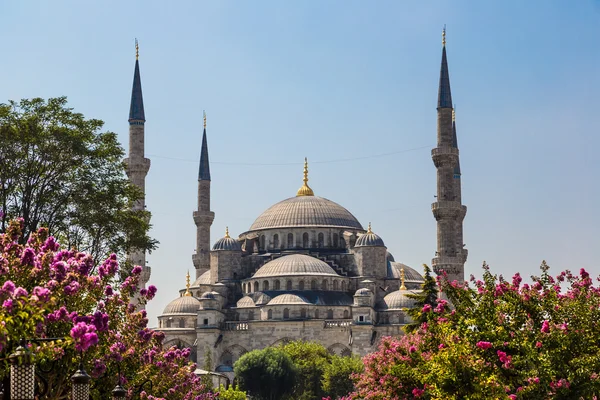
[112,384,127,400]
[9,345,35,400]
[71,363,91,400]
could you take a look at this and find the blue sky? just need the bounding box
[2,1,599,324]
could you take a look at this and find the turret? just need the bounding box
[124,39,151,294]
[193,112,215,279]
[431,28,468,284]
[353,223,387,278]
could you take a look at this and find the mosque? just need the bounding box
[124,32,468,377]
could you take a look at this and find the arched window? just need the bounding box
[315,309,320,319]
[286,280,292,290]
[311,280,317,290]
[267,309,273,319]
[322,280,328,290]
[260,235,265,249]
[273,234,279,249]
[398,314,405,324]
[166,319,172,328]
[302,232,309,248]
[343,310,349,319]
[300,308,307,318]
[179,319,185,328]
[299,280,305,290]
[275,280,281,290]
[287,233,294,248]
[341,281,347,291]
[318,232,324,248]
[248,311,254,321]
[263,280,269,291]
[159,320,162,328]
[333,233,339,248]
[254,281,259,292]
[327,309,334,319]
[283,308,290,319]
[333,281,339,291]
[242,283,246,293]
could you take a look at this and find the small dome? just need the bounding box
[253,254,339,278]
[355,224,385,247]
[236,296,256,308]
[191,270,211,287]
[212,228,241,251]
[386,251,395,262]
[382,290,420,310]
[354,288,372,297]
[200,291,216,299]
[163,295,201,315]
[268,293,311,305]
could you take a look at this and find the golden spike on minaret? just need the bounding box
[442,25,446,47]
[203,110,207,129]
[184,270,191,296]
[135,38,139,60]
[225,226,230,238]
[367,222,373,234]
[296,157,315,196]
[400,266,407,290]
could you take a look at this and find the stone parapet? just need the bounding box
[431,201,466,220]
[431,147,458,167]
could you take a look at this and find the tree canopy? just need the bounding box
[278,340,332,400]
[0,97,156,264]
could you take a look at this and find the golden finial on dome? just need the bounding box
[367,222,373,234]
[203,110,207,129]
[296,157,315,197]
[400,265,407,290]
[135,38,139,60]
[184,270,191,296]
[225,226,230,238]
[442,25,446,47]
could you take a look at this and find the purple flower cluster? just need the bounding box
[70,322,98,352]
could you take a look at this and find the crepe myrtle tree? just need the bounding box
[0,219,214,400]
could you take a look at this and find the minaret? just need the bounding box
[431,28,467,284]
[124,39,151,291]
[192,111,215,279]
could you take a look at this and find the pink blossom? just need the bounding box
[541,320,550,333]
[476,341,493,350]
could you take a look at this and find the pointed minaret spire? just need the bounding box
[199,111,211,181]
[438,27,453,109]
[129,39,145,124]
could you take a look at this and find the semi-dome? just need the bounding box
[268,293,310,305]
[163,295,201,315]
[381,289,420,310]
[191,270,211,287]
[355,223,385,247]
[252,254,339,278]
[236,296,256,308]
[212,228,241,251]
[200,291,216,299]
[354,288,372,297]
[387,262,424,283]
[247,196,363,232]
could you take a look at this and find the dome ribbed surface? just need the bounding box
[382,289,420,310]
[355,232,385,247]
[387,262,424,282]
[212,236,241,251]
[253,254,339,278]
[163,296,200,314]
[236,296,256,308]
[191,270,211,287]
[267,293,310,305]
[248,196,363,231]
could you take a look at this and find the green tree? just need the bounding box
[234,347,298,400]
[0,97,157,265]
[278,341,331,400]
[201,346,213,388]
[405,264,438,332]
[215,384,246,400]
[322,354,363,399]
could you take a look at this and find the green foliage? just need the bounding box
[405,264,439,332]
[322,354,364,399]
[234,347,298,400]
[215,384,246,400]
[201,347,214,388]
[278,341,331,400]
[0,97,157,264]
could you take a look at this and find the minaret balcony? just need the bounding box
[124,157,151,176]
[431,256,465,275]
[431,201,465,219]
[431,147,458,167]
[193,210,215,225]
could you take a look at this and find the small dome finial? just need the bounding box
[400,265,407,290]
[442,25,446,47]
[184,270,191,296]
[135,38,139,60]
[225,226,230,238]
[296,157,315,196]
[367,222,373,234]
[203,110,206,129]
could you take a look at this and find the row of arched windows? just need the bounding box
[264,308,350,320]
[258,232,342,251]
[160,318,189,328]
[243,279,347,293]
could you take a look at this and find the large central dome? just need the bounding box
[248,196,364,232]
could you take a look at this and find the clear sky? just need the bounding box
[2,1,599,324]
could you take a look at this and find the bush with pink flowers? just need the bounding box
[0,219,215,400]
[343,262,600,399]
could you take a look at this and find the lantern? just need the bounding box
[9,345,35,400]
[71,364,91,400]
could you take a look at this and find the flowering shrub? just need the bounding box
[0,219,214,400]
[344,262,600,399]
